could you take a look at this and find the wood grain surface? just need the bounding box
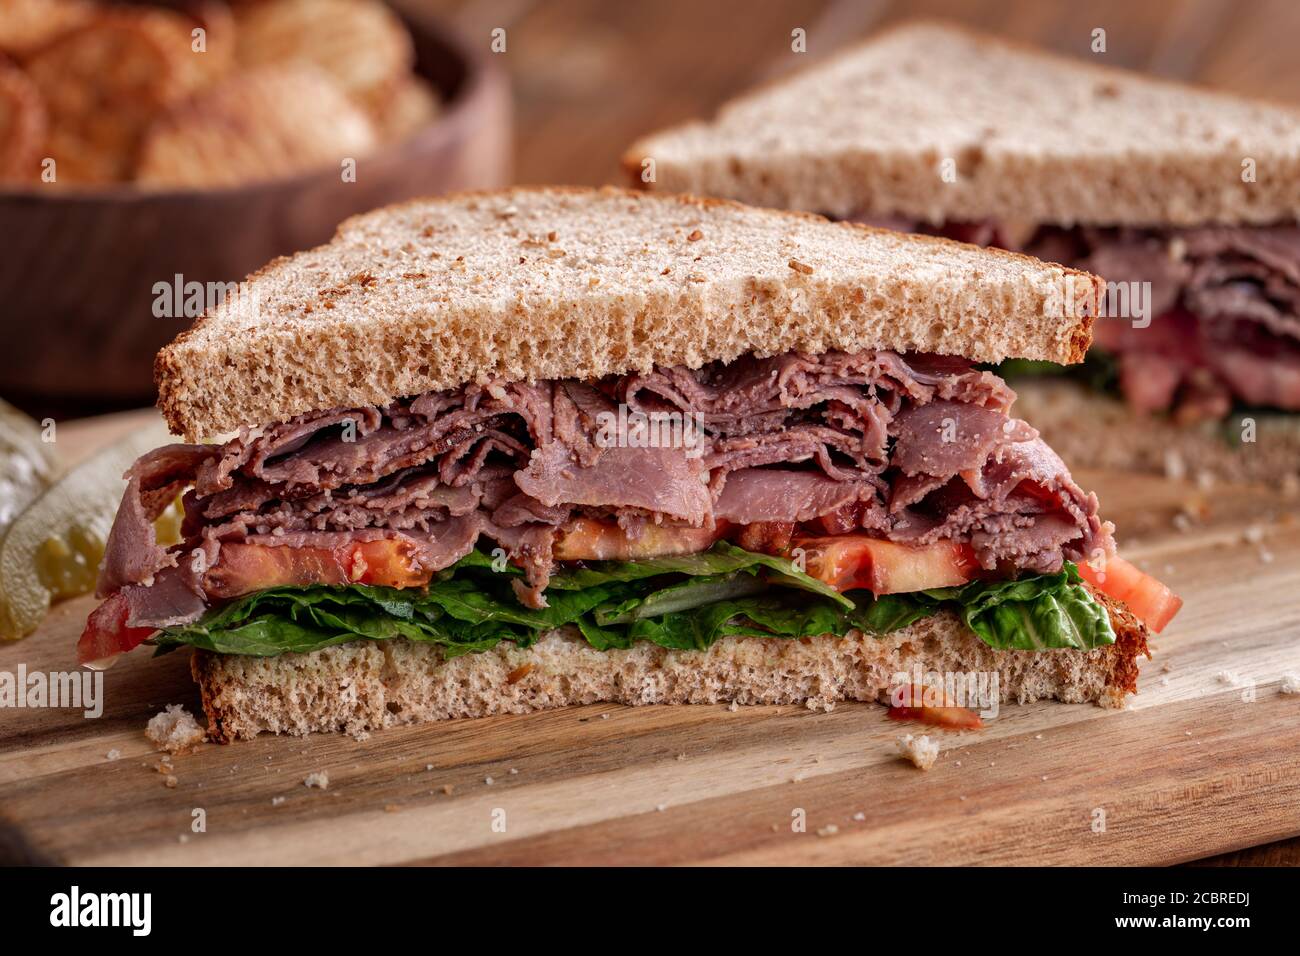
[1,415,1297,865]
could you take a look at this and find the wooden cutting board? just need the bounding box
[1,413,1298,865]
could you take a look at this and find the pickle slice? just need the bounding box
[0,398,59,532]
[0,418,173,641]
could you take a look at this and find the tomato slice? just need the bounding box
[791,535,979,594]
[205,539,430,598]
[77,591,156,668]
[552,517,724,561]
[887,684,984,730]
[1076,554,1182,633]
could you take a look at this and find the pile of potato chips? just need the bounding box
[0,0,439,189]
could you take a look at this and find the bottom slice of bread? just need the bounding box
[193,601,1149,741]
[1013,379,1300,485]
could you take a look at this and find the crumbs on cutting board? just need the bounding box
[145,704,205,755]
[897,734,939,771]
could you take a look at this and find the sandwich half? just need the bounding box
[624,21,1300,484]
[78,187,1177,741]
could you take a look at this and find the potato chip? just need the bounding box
[235,0,413,99]
[25,10,209,184]
[186,1,237,88]
[136,64,378,188]
[0,56,45,183]
[0,0,95,59]
[362,73,440,144]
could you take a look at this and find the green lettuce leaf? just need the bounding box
[153,544,1115,660]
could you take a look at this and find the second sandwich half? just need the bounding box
[79,188,1179,739]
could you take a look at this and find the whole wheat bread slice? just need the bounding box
[193,594,1150,741]
[156,186,1099,440]
[624,20,1300,227]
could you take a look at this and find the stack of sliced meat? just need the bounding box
[100,349,1114,627]
[870,217,1300,421]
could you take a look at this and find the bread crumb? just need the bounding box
[1163,450,1187,481]
[852,812,866,822]
[145,704,206,755]
[1280,674,1300,694]
[1034,733,1043,740]
[897,733,939,771]
[271,796,286,807]
[1243,524,1265,544]
[106,749,121,761]
[304,771,330,790]
[656,803,667,812]
[509,767,518,775]
[425,764,434,771]
[816,824,839,837]
[484,776,494,785]
[1217,670,1241,686]
[727,701,739,712]
[163,775,178,789]
[441,784,453,795]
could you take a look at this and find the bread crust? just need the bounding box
[624,20,1300,227]
[155,185,1100,440]
[191,606,1148,741]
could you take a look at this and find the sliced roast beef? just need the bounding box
[96,348,1113,618]
[889,401,1036,478]
[713,469,873,524]
[516,441,712,526]
[97,444,214,597]
[943,220,1300,419]
[849,215,1300,419]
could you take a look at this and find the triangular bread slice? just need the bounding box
[157,186,1099,440]
[623,20,1300,227]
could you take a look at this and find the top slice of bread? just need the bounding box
[156,186,1099,440]
[624,20,1300,227]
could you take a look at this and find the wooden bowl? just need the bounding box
[0,4,511,411]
